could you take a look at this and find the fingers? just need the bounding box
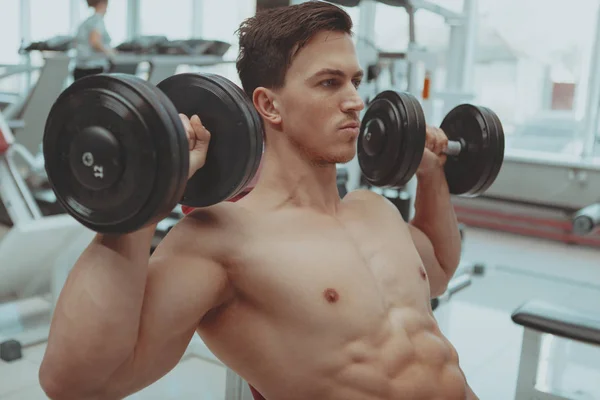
[435,128,448,155]
[179,113,211,146]
[190,115,211,144]
[179,113,193,144]
[425,125,448,155]
[188,115,211,175]
[425,125,436,152]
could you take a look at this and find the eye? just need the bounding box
[321,79,338,87]
[352,79,362,89]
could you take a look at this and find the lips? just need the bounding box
[340,122,359,130]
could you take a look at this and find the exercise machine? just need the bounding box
[110,36,233,84]
[1,54,71,156]
[572,202,600,236]
[2,35,232,163]
[512,301,600,400]
[0,111,95,361]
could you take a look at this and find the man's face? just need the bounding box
[275,30,365,165]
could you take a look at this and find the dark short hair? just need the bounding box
[236,1,353,98]
[87,0,107,7]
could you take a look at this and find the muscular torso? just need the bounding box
[193,190,466,400]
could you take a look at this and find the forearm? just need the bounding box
[97,44,115,58]
[90,40,115,58]
[40,224,157,397]
[101,46,116,58]
[410,168,462,277]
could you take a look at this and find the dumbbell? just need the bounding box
[357,90,505,196]
[43,73,263,234]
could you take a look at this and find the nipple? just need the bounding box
[419,266,427,280]
[323,288,339,303]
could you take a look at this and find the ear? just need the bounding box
[253,87,281,125]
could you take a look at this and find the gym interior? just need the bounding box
[0,0,599,399]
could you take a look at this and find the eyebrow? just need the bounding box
[310,68,364,80]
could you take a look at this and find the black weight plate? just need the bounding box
[385,92,414,188]
[207,74,263,195]
[193,74,257,198]
[116,74,189,216]
[358,90,425,188]
[157,73,260,207]
[477,106,505,194]
[394,92,425,186]
[358,91,407,187]
[181,73,262,202]
[463,106,496,197]
[440,104,496,196]
[43,74,183,233]
[96,74,188,228]
[466,107,501,196]
[463,106,503,196]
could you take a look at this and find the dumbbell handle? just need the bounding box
[443,139,464,156]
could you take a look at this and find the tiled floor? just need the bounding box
[1,224,599,399]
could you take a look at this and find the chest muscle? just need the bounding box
[230,219,430,332]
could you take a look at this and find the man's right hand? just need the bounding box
[179,114,211,179]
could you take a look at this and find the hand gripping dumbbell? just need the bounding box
[43,73,263,233]
[357,90,505,196]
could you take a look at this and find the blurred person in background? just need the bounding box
[73,0,116,80]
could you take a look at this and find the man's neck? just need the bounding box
[250,135,341,215]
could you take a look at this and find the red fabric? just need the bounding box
[0,128,10,154]
[249,385,267,400]
[181,188,252,215]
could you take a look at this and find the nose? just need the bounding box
[341,86,365,114]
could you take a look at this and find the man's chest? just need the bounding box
[228,220,431,328]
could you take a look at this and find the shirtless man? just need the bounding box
[39,2,478,399]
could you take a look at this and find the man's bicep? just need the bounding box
[114,235,230,396]
[407,224,448,297]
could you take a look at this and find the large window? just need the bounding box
[594,118,600,158]
[368,0,600,161]
[30,0,71,41]
[195,0,256,84]
[201,0,246,44]
[0,0,24,97]
[0,0,22,65]
[473,0,598,160]
[140,0,193,40]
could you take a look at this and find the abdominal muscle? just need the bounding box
[194,193,467,399]
[327,307,467,400]
[201,303,467,400]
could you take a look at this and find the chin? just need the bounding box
[320,150,355,165]
[300,142,356,165]
[337,147,357,163]
[335,153,355,164]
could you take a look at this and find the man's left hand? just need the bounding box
[417,125,448,177]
